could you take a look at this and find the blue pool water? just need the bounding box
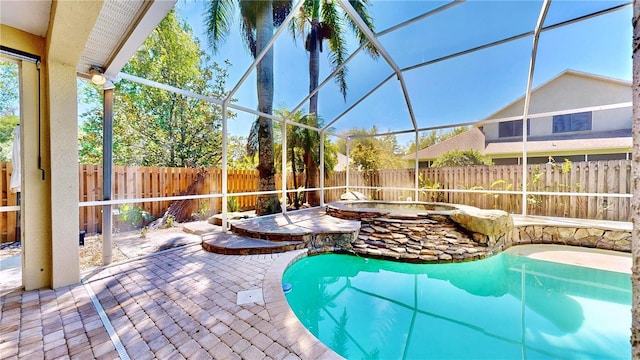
[283,253,631,359]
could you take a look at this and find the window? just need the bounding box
[552,112,592,133]
[498,119,529,138]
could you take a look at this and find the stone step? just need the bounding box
[208,211,256,226]
[230,223,310,242]
[201,232,305,255]
[229,210,361,243]
[182,220,221,235]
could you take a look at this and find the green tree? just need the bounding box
[407,130,439,154]
[205,0,292,215]
[274,109,338,208]
[0,60,19,117]
[78,10,232,167]
[431,149,493,167]
[0,60,20,161]
[407,126,470,154]
[442,126,470,140]
[274,109,305,208]
[338,126,405,171]
[290,0,378,205]
[227,135,258,170]
[0,114,19,162]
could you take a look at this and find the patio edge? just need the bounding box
[263,249,344,359]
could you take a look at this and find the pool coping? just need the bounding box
[263,249,343,359]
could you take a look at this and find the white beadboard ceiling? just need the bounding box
[1,0,175,81]
[78,0,148,77]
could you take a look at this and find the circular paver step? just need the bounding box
[201,233,305,255]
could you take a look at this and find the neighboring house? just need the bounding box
[404,70,632,167]
[334,153,349,171]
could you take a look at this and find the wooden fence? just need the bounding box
[0,163,19,243]
[0,160,632,242]
[78,166,305,235]
[330,160,632,222]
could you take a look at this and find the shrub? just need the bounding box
[191,201,210,221]
[227,196,239,212]
[117,204,153,230]
[432,149,493,167]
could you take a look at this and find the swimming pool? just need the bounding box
[283,252,630,359]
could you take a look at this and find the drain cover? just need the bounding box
[237,288,264,305]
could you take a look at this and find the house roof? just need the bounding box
[335,153,348,171]
[485,137,632,157]
[480,69,631,122]
[402,128,485,161]
[404,70,631,162]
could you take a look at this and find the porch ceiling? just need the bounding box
[0,0,175,81]
[0,0,52,37]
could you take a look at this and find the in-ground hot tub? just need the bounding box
[326,200,459,220]
[325,200,514,263]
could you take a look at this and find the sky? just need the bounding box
[174,0,632,145]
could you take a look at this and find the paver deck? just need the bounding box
[1,209,632,359]
[1,245,339,359]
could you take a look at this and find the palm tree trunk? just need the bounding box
[632,1,640,357]
[309,19,320,115]
[306,18,321,206]
[255,1,281,215]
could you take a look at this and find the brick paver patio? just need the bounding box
[1,245,340,359]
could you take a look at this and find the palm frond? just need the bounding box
[345,0,379,57]
[273,1,293,27]
[240,1,271,58]
[302,0,315,21]
[204,0,235,54]
[289,10,302,42]
[290,1,311,44]
[322,2,348,100]
[240,17,257,58]
[300,114,321,156]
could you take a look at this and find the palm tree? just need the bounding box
[274,108,339,209]
[273,108,305,209]
[290,0,378,205]
[205,0,291,215]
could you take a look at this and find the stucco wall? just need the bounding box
[490,72,630,118]
[44,0,103,288]
[1,24,53,290]
[484,107,632,141]
[483,72,631,142]
[2,4,100,288]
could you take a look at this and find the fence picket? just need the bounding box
[0,159,632,242]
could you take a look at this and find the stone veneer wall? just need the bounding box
[326,205,631,264]
[505,225,631,253]
[326,206,495,263]
[352,217,490,263]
